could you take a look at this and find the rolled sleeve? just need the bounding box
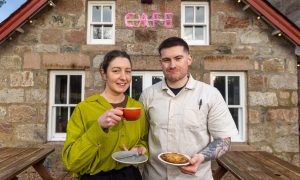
[208,88,239,138]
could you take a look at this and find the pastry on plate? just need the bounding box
[160,153,189,164]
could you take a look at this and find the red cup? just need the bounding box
[122,108,141,121]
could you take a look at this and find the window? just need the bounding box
[181,2,209,45]
[126,71,164,100]
[48,71,85,141]
[210,72,246,142]
[87,1,115,44]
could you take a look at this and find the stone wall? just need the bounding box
[0,0,298,178]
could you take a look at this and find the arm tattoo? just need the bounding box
[200,137,231,162]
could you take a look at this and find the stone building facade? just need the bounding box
[0,0,298,178]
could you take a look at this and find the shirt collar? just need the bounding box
[161,74,196,90]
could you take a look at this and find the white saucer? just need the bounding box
[112,151,148,164]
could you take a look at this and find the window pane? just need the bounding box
[152,76,163,85]
[228,76,240,105]
[132,76,143,100]
[93,25,102,39]
[195,6,204,23]
[185,6,194,23]
[92,6,102,22]
[70,107,75,116]
[56,107,68,133]
[184,26,193,40]
[195,26,204,40]
[229,108,239,130]
[55,75,67,104]
[103,6,112,22]
[103,25,112,39]
[213,76,226,100]
[70,75,82,104]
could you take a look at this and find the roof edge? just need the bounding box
[246,0,300,46]
[0,0,49,42]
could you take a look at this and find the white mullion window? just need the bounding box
[66,75,70,104]
[210,72,246,142]
[127,71,164,100]
[48,71,85,141]
[225,76,228,103]
[181,2,209,45]
[87,1,115,44]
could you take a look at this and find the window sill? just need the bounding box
[82,44,120,52]
[189,45,218,52]
[230,143,257,151]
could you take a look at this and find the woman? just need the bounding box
[62,50,148,180]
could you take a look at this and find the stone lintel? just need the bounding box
[81,45,120,52]
[42,53,90,69]
[204,55,253,70]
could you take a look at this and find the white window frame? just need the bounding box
[181,2,209,45]
[48,71,85,141]
[131,71,164,91]
[128,71,164,98]
[87,1,115,45]
[210,72,246,142]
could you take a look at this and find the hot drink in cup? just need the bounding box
[122,108,141,121]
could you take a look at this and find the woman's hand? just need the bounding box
[130,146,147,155]
[98,108,123,129]
[121,144,147,155]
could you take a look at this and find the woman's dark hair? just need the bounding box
[158,37,190,56]
[100,50,132,73]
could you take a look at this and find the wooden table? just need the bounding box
[0,147,55,180]
[214,151,300,180]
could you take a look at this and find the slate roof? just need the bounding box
[266,0,300,29]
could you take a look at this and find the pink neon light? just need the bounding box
[152,12,160,26]
[164,12,173,28]
[125,12,135,28]
[138,13,149,27]
[124,12,173,28]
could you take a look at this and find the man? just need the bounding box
[139,37,238,179]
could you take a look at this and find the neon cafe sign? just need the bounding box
[124,12,173,28]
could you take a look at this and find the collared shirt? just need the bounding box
[62,95,148,178]
[140,75,238,180]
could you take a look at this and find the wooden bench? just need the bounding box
[0,147,55,180]
[214,151,300,180]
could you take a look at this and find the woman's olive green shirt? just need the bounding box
[62,95,148,178]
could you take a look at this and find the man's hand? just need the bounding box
[179,154,204,175]
[179,137,231,175]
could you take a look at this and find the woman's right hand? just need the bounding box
[98,108,123,129]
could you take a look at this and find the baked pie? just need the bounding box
[160,153,189,164]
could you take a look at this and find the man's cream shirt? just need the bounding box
[140,75,238,180]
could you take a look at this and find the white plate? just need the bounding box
[112,151,148,165]
[158,152,191,166]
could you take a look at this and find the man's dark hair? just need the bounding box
[100,50,131,73]
[158,37,190,56]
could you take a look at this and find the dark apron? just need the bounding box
[80,166,142,180]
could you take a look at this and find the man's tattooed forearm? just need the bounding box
[200,137,231,162]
